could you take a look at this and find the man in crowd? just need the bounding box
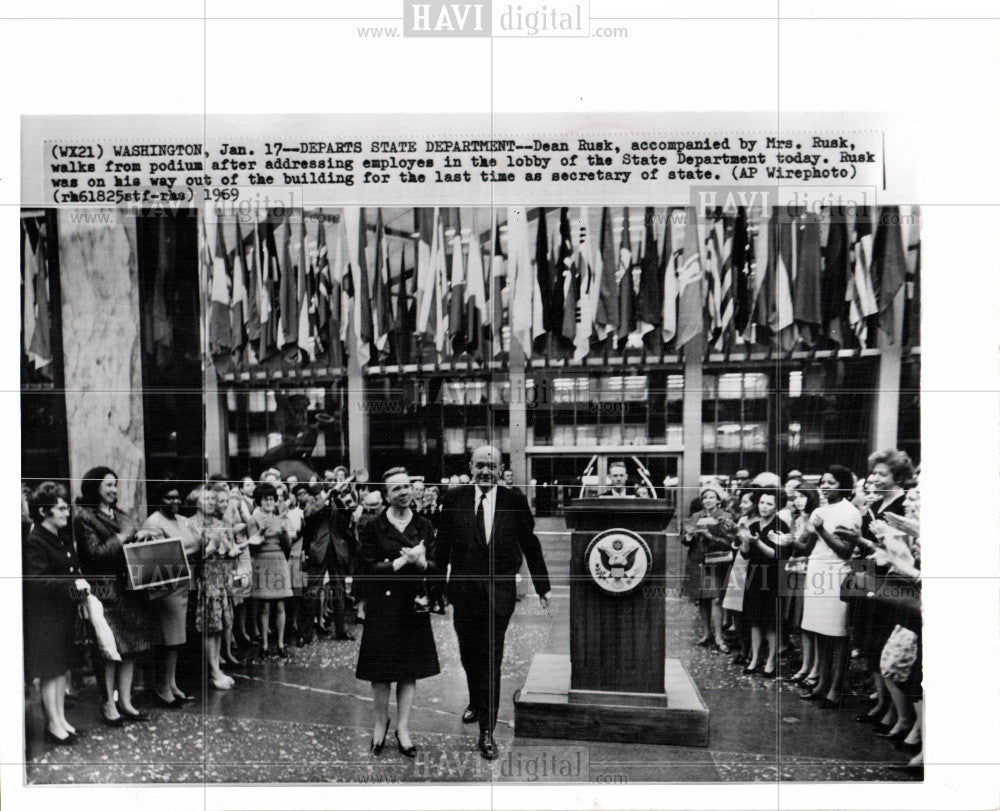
[300,482,355,642]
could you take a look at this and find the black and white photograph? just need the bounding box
[20,200,925,784]
[4,3,1000,809]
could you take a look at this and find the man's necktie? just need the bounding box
[476,489,488,544]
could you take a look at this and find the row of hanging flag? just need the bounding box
[203,204,919,370]
[21,217,54,377]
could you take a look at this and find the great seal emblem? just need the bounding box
[584,528,652,595]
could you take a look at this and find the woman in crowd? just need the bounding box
[795,467,861,707]
[355,468,440,757]
[74,467,158,725]
[211,482,249,666]
[284,484,309,646]
[230,477,257,647]
[681,483,737,652]
[189,487,237,689]
[739,488,791,677]
[785,486,820,685]
[872,480,922,767]
[722,489,756,662]
[141,484,199,706]
[853,450,912,730]
[248,482,293,657]
[23,482,88,744]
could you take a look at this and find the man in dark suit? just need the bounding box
[433,445,550,760]
[300,482,355,642]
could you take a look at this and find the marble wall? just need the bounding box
[58,210,147,516]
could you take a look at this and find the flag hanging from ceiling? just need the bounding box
[617,207,637,346]
[703,211,732,349]
[731,207,753,339]
[231,219,250,356]
[636,206,662,339]
[821,208,850,346]
[871,205,907,341]
[847,206,878,346]
[22,219,53,371]
[676,207,704,350]
[507,206,543,356]
[660,207,681,345]
[276,211,298,348]
[794,212,823,347]
[573,207,600,361]
[557,207,579,344]
[464,212,488,357]
[594,207,619,341]
[208,212,234,356]
[449,224,467,353]
[489,212,507,357]
[373,209,393,360]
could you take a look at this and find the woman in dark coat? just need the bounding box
[355,467,440,757]
[23,482,88,744]
[73,466,158,725]
[739,489,791,677]
[680,482,737,652]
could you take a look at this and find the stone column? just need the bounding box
[58,209,147,517]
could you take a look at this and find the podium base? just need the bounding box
[513,654,709,748]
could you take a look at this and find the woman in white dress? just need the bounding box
[795,465,861,707]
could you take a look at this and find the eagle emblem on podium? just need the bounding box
[585,529,652,595]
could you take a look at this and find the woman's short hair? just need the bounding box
[253,482,278,506]
[737,489,759,509]
[79,466,117,506]
[210,481,231,495]
[825,465,856,499]
[29,481,68,522]
[151,481,183,508]
[792,486,821,515]
[291,482,312,497]
[756,488,787,509]
[867,449,914,485]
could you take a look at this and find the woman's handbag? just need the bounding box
[78,593,122,662]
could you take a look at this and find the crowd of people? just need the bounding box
[22,447,921,768]
[21,447,551,763]
[680,450,923,770]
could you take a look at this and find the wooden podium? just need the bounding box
[513,498,710,747]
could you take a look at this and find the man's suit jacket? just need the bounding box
[433,484,550,605]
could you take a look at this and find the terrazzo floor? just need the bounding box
[23,519,921,784]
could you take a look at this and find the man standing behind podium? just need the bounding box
[433,445,550,760]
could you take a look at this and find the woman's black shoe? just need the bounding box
[799,690,824,702]
[818,697,843,710]
[877,729,908,741]
[743,665,760,674]
[370,733,386,755]
[395,730,417,758]
[44,729,77,746]
[761,668,777,679]
[152,693,179,709]
[855,712,882,724]
[117,704,150,722]
[173,691,195,704]
[101,709,125,727]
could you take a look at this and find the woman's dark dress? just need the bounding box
[23,523,84,679]
[355,511,440,682]
[742,516,791,629]
[73,505,157,655]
